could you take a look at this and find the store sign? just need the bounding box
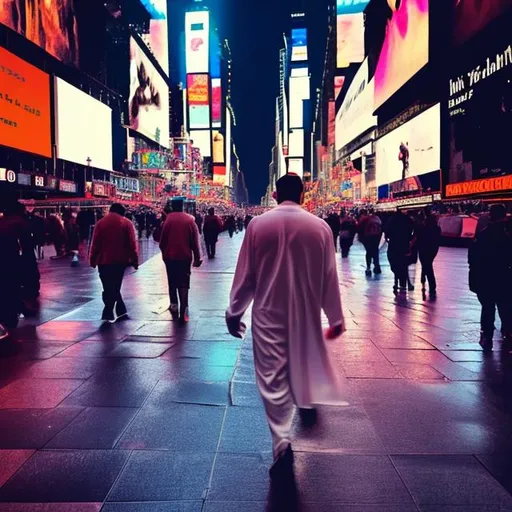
[449,44,512,112]
[0,168,16,183]
[59,180,77,193]
[33,175,45,187]
[446,175,512,197]
[93,182,107,197]
[47,176,57,189]
[17,173,31,186]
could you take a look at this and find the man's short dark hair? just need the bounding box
[172,199,184,212]
[490,204,506,222]
[276,173,304,204]
[208,207,215,215]
[110,203,126,216]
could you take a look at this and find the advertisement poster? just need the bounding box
[374,0,429,110]
[0,47,51,157]
[187,74,209,105]
[0,0,79,65]
[140,0,169,75]
[453,0,512,47]
[334,76,345,101]
[54,77,113,171]
[336,0,370,15]
[337,13,365,69]
[376,103,440,188]
[291,28,308,62]
[212,78,222,128]
[128,37,169,148]
[185,11,209,74]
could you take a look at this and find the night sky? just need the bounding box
[168,0,330,203]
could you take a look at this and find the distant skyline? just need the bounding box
[169,0,330,203]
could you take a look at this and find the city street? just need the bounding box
[0,233,512,511]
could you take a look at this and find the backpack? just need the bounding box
[365,215,382,237]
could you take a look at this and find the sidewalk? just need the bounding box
[0,233,511,511]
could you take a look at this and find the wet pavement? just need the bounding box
[1,233,512,511]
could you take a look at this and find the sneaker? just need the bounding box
[365,269,372,276]
[169,303,179,321]
[373,266,382,275]
[0,324,8,341]
[179,307,190,325]
[115,301,128,320]
[101,308,116,324]
[479,333,493,352]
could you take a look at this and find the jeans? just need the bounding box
[205,238,217,259]
[98,265,126,315]
[477,291,512,337]
[364,236,381,270]
[419,253,437,292]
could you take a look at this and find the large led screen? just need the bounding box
[0,0,79,65]
[185,11,209,74]
[0,47,51,157]
[212,78,222,128]
[140,0,169,75]
[190,129,211,158]
[55,77,113,171]
[376,104,440,187]
[129,37,169,148]
[291,28,308,62]
[337,0,370,15]
[374,0,429,110]
[337,13,365,69]
[454,0,512,47]
[187,74,210,129]
[289,75,310,128]
[335,59,377,152]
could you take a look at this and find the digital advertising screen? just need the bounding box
[335,59,377,152]
[334,76,345,100]
[376,103,440,188]
[291,28,308,62]
[0,0,79,65]
[337,13,365,69]
[190,129,211,158]
[212,78,222,128]
[374,0,429,110]
[289,75,310,128]
[129,37,169,148]
[0,47,51,157]
[54,77,113,171]
[337,0,370,15]
[453,0,512,47]
[185,11,209,74]
[140,0,169,75]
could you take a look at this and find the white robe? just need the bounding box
[226,202,346,456]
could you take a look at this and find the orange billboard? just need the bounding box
[0,47,51,157]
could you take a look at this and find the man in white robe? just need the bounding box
[226,174,346,474]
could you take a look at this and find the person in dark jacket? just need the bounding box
[225,215,236,238]
[203,208,223,259]
[468,204,512,351]
[325,213,341,252]
[416,207,441,298]
[386,209,414,294]
[339,213,357,258]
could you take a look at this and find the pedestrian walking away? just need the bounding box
[416,206,441,299]
[226,173,347,479]
[203,207,224,259]
[159,197,203,324]
[89,203,139,323]
[358,209,383,275]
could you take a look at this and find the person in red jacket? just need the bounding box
[90,203,139,323]
[159,198,202,324]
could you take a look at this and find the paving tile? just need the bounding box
[418,506,512,512]
[394,363,447,381]
[117,404,225,451]
[291,405,385,454]
[24,357,107,379]
[146,381,230,406]
[29,321,100,342]
[392,455,512,506]
[342,361,402,379]
[108,451,214,501]
[162,340,241,366]
[0,379,84,409]
[101,503,202,512]
[46,407,138,449]
[0,504,102,511]
[229,381,264,407]
[477,454,512,496]
[161,360,236,382]
[106,342,172,358]
[0,450,35,488]
[133,321,196,339]
[0,408,83,449]
[294,453,413,504]
[0,450,129,502]
[219,407,272,454]
[381,349,450,365]
[84,320,147,341]
[207,453,272,501]
[15,342,75,360]
[55,341,122,358]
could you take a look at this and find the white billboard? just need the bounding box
[289,74,310,129]
[376,104,441,187]
[190,129,211,158]
[54,77,113,171]
[335,59,377,152]
[128,37,170,148]
[185,11,210,74]
[288,158,304,178]
[289,129,304,158]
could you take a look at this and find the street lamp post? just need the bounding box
[85,157,91,196]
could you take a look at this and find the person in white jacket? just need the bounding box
[226,173,346,477]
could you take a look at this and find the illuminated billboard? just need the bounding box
[334,76,345,100]
[187,74,209,105]
[190,130,211,158]
[0,0,79,65]
[140,0,169,74]
[0,47,51,157]
[337,13,365,68]
[289,129,304,158]
[454,0,512,47]
[129,37,169,148]
[185,11,209,74]
[289,75,310,129]
[291,28,308,62]
[335,59,377,152]
[212,78,222,128]
[376,104,440,188]
[55,78,113,171]
[336,0,370,14]
[374,0,429,110]
[213,165,226,185]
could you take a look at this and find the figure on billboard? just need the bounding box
[130,61,161,131]
[190,37,204,52]
[399,142,410,181]
[0,0,79,65]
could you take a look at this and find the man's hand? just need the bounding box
[193,259,203,268]
[226,313,246,339]
[325,324,344,340]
